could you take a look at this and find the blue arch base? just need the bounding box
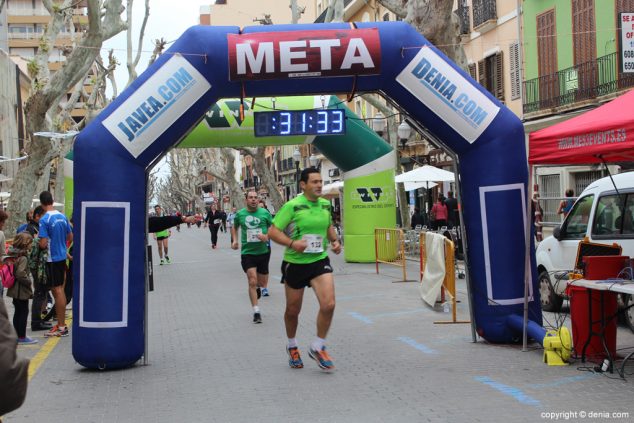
[73,21,541,369]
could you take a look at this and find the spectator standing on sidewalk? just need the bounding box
[268,167,342,371]
[39,190,72,338]
[431,195,448,230]
[231,191,273,324]
[29,228,51,331]
[411,207,423,229]
[26,206,51,331]
[220,208,227,233]
[557,189,575,219]
[6,232,37,345]
[0,210,7,298]
[24,206,44,237]
[15,209,33,234]
[0,300,28,416]
[444,191,459,229]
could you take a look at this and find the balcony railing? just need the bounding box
[457,4,470,35]
[8,31,43,40]
[472,0,496,29]
[523,52,634,114]
[7,7,49,15]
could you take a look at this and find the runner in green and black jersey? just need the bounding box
[268,167,342,371]
[231,190,273,324]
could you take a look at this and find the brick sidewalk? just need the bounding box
[4,227,634,422]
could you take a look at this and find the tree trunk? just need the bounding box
[220,148,245,210]
[248,146,284,212]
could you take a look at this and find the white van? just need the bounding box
[535,172,634,329]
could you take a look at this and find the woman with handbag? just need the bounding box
[6,232,37,344]
[431,195,448,230]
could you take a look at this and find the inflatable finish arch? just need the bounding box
[73,22,541,369]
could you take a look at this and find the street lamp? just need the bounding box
[292,147,301,195]
[371,112,386,137]
[397,120,412,150]
[309,153,320,169]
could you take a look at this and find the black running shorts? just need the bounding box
[46,260,67,288]
[241,252,271,274]
[280,257,333,290]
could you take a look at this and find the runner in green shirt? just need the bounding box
[268,167,342,371]
[231,190,273,324]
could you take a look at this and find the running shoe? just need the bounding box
[287,346,304,368]
[261,288,269,297]
[44,325,69,337]
[308,346,335,371]
[165,256,171,264]
[160,259,165,265]
[253,312,262,324]
[17,336,38,345]
[256,287,261,299]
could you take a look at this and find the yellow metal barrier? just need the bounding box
[374,228,407,282]
[419,232,470,324]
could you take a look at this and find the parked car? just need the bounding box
[535,171,634,331]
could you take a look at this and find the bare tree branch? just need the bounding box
[148,38,167,67]
[125,0,151,87]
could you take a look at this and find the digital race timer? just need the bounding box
[254,109,346,137]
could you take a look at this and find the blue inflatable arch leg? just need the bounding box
[73,21,542,369]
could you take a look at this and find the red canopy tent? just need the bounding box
[523,89,634,348]
[529,89,634,165]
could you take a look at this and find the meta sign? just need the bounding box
[620,13,634,73]
[227,29,381,80]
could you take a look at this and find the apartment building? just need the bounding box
[522,0,633,226]
[5,0,97,123]
[455,1,523,117]
[0,48,30,195]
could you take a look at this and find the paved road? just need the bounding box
[3,226,634,422]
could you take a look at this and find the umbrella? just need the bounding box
[322,181,343,199]
[395,165,455,184]
[403,181,437,191]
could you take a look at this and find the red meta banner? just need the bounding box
[227,29,381,81]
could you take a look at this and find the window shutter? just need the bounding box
[478,59,485,87]
[510,42,520,100]
[468,63,477,80]
[495,52,504,102]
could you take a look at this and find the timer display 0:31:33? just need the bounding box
[253,110,346,137]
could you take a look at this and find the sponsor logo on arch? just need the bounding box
[396,46,499,143]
